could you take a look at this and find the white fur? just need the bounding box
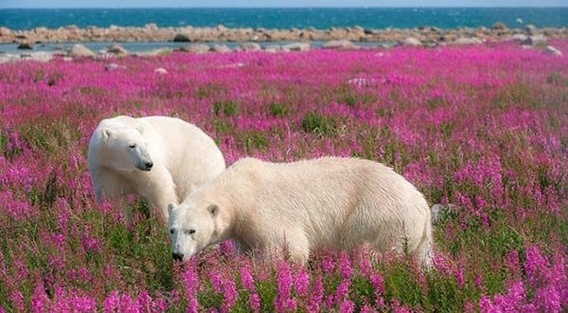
[168,157,433,267]
[87,115,226,223]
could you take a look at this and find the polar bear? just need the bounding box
[167,157,433,268]
[87,115,226,223]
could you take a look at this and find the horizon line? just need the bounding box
[3,6,568,9]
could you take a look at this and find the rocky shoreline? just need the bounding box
[2,23,567,46]
[1,23,565,63]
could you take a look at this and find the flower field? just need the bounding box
[0,41,566,312]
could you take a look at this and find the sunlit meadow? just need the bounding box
[0,41,566,312]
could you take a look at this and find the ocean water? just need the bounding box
[1,7,567,30]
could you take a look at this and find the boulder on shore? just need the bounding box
[107,44,128,56]
[451,37,483,45]
[239,42,261,52]
[179,44,210,54]
[282,42,311,51]
[68,44,95,57]
[323,39,356,50]
[17,42,34,50]
[520,35,547,46]
[173,33,192,42]
[210,44,232,53]
[402,37,422,47]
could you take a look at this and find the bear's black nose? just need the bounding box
[145,162,153,170]
[172,252,184,262]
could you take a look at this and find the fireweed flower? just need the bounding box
[338,251,352,280]
[182,264,200,313]
[307,273,324,312]
[369,273,386,308]
[9,292,25,312]
[275,261,296,312]
[239,265,255,291]
[321,254,336,274]
[31,282,50,313]
[293,267,310,297]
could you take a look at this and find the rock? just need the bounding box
[0,54,19,64]
[107,43,128,56]
[68,44,96,57]
[0,27,11,37]
[452,37,483,45]
[210,44,232,53]
[520,34,547,46]
[154,67,168,74]
[95,51,112,60]
[173,33,191,42]
[144,23,158,31]
[216,24,228,32]
[29,52,53,62]
[17,42,34,50]
[510,34,528,42]
[323,39,356,50]
[402,37,422,46]
[364,28,379,35]
[525,24,538,35]
[348,77,377,88]
[239,42,261,52]
[179,43,210,53]
[543,45,563,56]
[282,42,310,52]
[104,63,126,71]
[352,25,365,32]
[264,45,280,53]
[492,22,507,30]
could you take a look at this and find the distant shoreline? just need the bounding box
[1,24,567,45]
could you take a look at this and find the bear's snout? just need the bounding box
[136,161,153,171]
[172,252,184,262]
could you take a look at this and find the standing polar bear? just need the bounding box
[168,157,433,267]
[87,115,226,223]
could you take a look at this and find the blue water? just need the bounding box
[1,8,567,30]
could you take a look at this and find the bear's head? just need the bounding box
[167,193,231,262]
[100,125,154,172]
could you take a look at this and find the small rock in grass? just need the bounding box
[542,46,563,57]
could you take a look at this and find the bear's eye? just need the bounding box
[129,144,136,149]
[169,229,175,234]
[184,229,196,235]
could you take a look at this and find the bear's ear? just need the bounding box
[103,128,112,140]
[167,203,177,215]
[207,204,219,217]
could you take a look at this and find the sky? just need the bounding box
[2,1,567,9]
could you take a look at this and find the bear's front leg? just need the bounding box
[260,228,310,265]
[91,168,135,224]
[142,167,179,223]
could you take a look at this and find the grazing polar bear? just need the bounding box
[168,157,433,267]
[87,115,226,223]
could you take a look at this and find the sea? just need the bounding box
[1,7,567,54]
